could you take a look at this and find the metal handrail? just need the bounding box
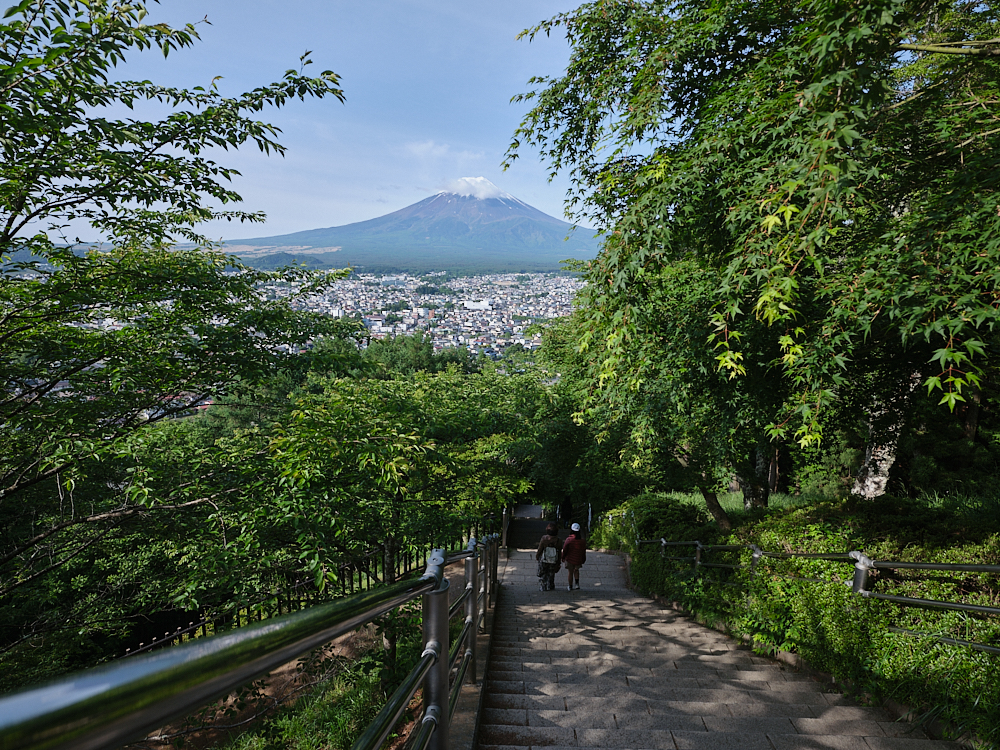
[449,587,471,618]
[635,536,1000,653]
[762,551,856,561]
[0,533,504,750]
[874,560,1000,573]
[859,591,1000,617]
[449,651,473,719]
[0,561,443,750]
[351,650,437,750]
[449,619,473,665]
[888,627,1000,656]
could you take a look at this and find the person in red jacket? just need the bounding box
[562,522,586,590]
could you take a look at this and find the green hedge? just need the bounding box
[590,491,718,554]
[611,494,1000,746]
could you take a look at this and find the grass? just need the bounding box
[218,655,386,750]
[662,490,817,525]
[207,604,467,750]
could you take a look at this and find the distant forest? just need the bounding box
[2,246,582,277]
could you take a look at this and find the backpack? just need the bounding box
[542,544,558,565]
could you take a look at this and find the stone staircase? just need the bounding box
[478,549,961,750]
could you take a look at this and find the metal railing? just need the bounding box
[0,533,501,750]
[636,538,1000,655]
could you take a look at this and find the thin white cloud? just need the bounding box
[406,140,452,158]
[404,140,483,162]
[443,176,511,199]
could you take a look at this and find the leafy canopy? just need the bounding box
[1,0,352,685]
[1,0,344,249]
[508,0,1000,446]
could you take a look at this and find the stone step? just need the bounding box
[483,693,875,720]
[478,545,961,750]
[490,651,773,667]
[486,674,824,695]
[486,679,836,706]
[479,739,957,750]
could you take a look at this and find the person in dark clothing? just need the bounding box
[536,522,563,591]
[562,522,586,590]
[559,497,574,527]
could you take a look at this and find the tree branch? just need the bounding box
[0,489,241,574]
[896,42,1000,56]
[0,521,123,599]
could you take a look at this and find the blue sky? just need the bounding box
[118,1,585,240]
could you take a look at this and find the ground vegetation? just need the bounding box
[593,491,1000,744]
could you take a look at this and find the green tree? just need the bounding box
[513,316,656,520]
[508,0,1000,501]
[0,0,347,685]
[361,332,478,377]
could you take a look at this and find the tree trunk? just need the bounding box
[852,441,898,499]
[961,386,982,441]
[698,485,732,531]
[737,448,771,510]
[852,372,921,499]
[768,446,780,492]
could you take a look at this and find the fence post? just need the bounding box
[849,550,873,594]
[422,549,450,750]
[485,536,493,607]
[694,541,703,571]
[466,540,478,684]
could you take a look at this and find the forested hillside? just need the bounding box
[507,0,1000,527]
[3,0,1000,742]
[0,0,637,694]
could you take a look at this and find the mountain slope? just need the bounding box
[225,180,600,273]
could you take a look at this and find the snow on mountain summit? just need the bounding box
[442,177,513,201]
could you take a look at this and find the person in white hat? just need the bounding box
[562,522,586,590]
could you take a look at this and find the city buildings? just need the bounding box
[275,272,584,357]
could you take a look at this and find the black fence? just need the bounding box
[120,527,486,660]
[637,537,1000,655]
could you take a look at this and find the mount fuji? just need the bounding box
[224,178,600,274]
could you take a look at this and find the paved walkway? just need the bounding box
[479,549,960,750]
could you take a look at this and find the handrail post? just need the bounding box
[749,544,763,580]
[423,550,450,750]
[481,538,490,612]
[849,550,874,594]
[466,540,478,684]
[485,536,492,608]
[492,535,499,607]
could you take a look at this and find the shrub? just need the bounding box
[590,491,715,556]
[618,494,1000,745]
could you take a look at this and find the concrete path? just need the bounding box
[478,549,961,750]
